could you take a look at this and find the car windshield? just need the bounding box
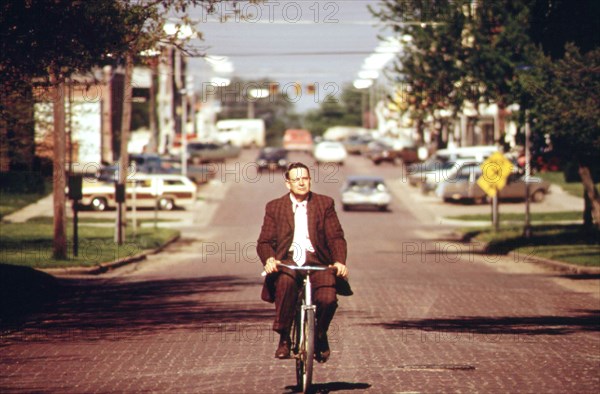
[260,148,286,158]
[347,180,387,192]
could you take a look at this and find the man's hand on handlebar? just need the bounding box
[264,257,281,274]
[332,262,348,279]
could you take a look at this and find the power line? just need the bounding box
[212,50,375,57]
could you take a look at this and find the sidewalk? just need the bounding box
[2,193,54,223]
[387,177,599,275]
[388,177,584,226]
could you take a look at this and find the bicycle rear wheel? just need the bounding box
[295,308,315,393]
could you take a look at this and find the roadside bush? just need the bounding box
[0,171,47,194]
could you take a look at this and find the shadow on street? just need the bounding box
[373,310,600,336]
[1,269,270,344]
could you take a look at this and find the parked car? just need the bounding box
[96,154,215,184]
[341,175,392,211]
[256,147,289,172]
[313,141,347,165]
[186,142,241,163]
[437,166,551,204]
[365,140,401,165]
[81,173,197,211]
[283,129,313,152]
[386,137,420,165]
[159,156,216,184]
[407,145,500,186]
[410,158,479,193]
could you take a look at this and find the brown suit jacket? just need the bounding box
[257,191,350,302]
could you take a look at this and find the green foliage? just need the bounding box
[302,84,363,136]
[522,45,600,167]
[0,0,131,85]
[371,0,538,115]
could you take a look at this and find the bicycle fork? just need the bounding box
[298,275,316,356]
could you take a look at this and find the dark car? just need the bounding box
[186,142,241,163]
[365,140,401,165]
[256,147,289,172]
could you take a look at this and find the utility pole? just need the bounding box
[523,109,532,238]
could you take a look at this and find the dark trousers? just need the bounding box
[272,252,338,337]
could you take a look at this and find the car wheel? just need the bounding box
[158,197,175,211]
[90,197,108,211]
[378,205,388,212]
[531,190,546,203]
[343,204,350,211]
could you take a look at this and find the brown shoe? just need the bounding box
[315,334,330,363]
[275,335,291,359]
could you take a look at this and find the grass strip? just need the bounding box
[463,224,599,267]
[0,222,179,269]
[24,216,177,225]
[537,171,584,198]
[448,211,582,222]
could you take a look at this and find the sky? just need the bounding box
[185,0,394,112]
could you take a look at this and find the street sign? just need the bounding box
[477,152,513,197]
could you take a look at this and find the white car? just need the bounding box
[341,176,392,211]
[81,174,197,211]
[313,141,347,164]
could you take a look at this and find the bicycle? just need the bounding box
[275,263,336,393]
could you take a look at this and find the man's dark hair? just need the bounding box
[285,162,310,180]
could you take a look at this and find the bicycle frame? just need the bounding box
[261,263,335,393]
[278,264,334,393]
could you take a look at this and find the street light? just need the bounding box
[247,88,269,119]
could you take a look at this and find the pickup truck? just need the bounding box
[97,154,215,184]
[81,173,197,211]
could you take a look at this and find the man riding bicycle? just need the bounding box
[257,162,351,363]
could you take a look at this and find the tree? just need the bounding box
[1,0,132,258]
[524,45,600,230]
[371,0,538,145]
[370,1,465,145]
[1,0,229,256]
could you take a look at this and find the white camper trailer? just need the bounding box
[216,119,266,148]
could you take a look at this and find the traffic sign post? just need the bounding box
[476,152,513,231]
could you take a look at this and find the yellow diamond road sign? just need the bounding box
[477,152,513,198]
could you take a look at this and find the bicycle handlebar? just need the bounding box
[261,263,337,276]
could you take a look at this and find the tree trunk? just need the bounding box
[578,165,600,231]
[101,65,113,164]
[116,52,134,244]
[50,71,67,259]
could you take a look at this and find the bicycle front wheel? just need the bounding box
[296,307,315,393]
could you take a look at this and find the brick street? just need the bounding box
[1,152,598,393]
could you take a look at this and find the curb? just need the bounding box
[508,251,600,275]
[439,218,599,276]
[40,233,181,276]
[458,238,600,276]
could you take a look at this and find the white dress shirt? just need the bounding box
[290,194,315,265]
